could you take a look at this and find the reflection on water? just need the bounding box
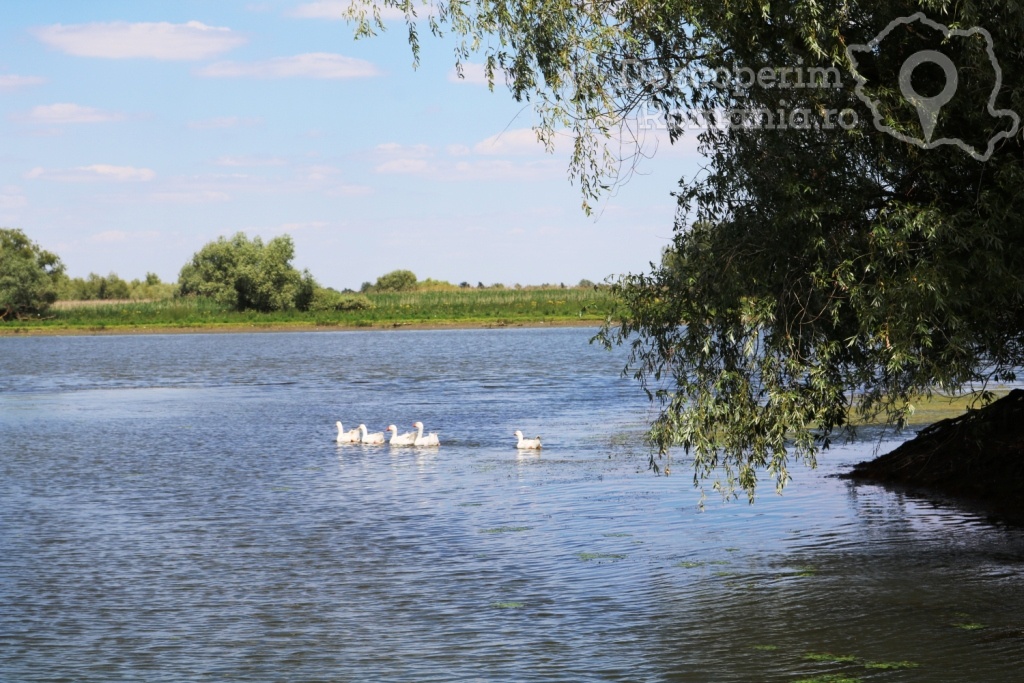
[1,329,1022,682]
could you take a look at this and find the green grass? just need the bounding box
[3,287,621,333]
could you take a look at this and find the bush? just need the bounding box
[373,269,418,292]
[309,288,374,311]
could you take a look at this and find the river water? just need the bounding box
[1,328,1022,682]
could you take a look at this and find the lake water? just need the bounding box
[1,328,1022,682]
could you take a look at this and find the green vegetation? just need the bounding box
[0,227,613,332]
[350,0,1024,499]
[576,552,627,562]
[178,232,315,312]
[1,286,616,333]
[0,227,64,320]
[365,269,417,293]
[57,271,175,302]
[863,661,920,670]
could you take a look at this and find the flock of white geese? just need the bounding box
[335,422,543,449]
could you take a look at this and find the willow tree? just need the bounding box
[349,0,1024,498]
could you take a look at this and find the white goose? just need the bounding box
[386,425,417,446]
[412,421,440,447]
[514,430,542,450]
[336,421,361,444]
[358,424,386,445]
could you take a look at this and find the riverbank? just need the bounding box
[844,389,1024,523]
[0,318,603,336]
[0,287,618,336]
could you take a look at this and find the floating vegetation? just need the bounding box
[791,675,861,683]
[480,526,532,534]
[677,561,706,569]
[752,644,779,651]
[577,552,627,562]
[602,532,632,538]
[863,660,920,670]
[457,502,483,507]
[490,601,524,609]
[802,653,859,664]
[725,547,740,552]
[954,622,986,631]
[791,566,818,577]
[712,571,740,578]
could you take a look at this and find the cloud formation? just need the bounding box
[26,164,156,182]
[32,21,245,60]
[197,53,380,79]
[290,0,429,21]
[22,103,125,124]
[0,74,45,90]
[447,62,499,86]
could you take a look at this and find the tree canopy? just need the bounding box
[350,0,1024,499]
[178,232,316,312]
[372,269,418,292]
[0,228,64,320]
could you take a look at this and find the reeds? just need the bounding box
[12,287,619,331]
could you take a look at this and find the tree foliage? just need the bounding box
[351,0,1024,499]
[178,233,315,312]
[0,228,64,320]
[372,269,418,292]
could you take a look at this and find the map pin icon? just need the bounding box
[899,50,958,143]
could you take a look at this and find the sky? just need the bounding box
[0,0,705,290]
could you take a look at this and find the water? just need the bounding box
[1,328,1022,682]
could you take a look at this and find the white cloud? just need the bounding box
[471,126,569,154]
[0,193,28,209]
[80,165,156,182]
[90,230,161,242]
[32,21,245,60]
[197,53,380,79]
[447,62,500,86]
[326,184,372,196]
[214,155,288,167]
[90,230,129,243]
[188,116,258,130]
[290,1,431,21]
[0,74,46,90]
[375,142,433,156]
[374,158,431,174]
[25,164,155,182]
[149,190,231,204]
[23,103,125,124]
[279,221,328,232]
[450,159,560,181]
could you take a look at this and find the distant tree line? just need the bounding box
[0,227,604,319]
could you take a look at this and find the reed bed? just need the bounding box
[7,288,619,332]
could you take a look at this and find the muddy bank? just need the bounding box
[843,390,1024,521]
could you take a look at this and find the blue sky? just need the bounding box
[0,0,703,290]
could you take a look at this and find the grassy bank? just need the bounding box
[1,287,620,334]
